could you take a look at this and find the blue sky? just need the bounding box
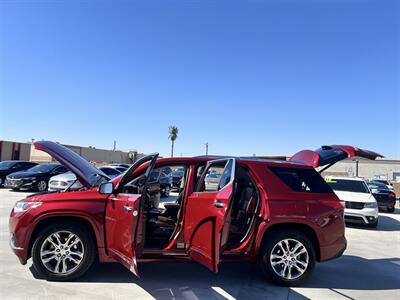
[0,0,399,158]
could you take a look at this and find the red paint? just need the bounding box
[9,154,351,276]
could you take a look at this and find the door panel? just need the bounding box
[105,194,141,276]
[184,159,235,272]
[104,153,159,277]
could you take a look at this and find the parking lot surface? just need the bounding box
[0,189,399,300]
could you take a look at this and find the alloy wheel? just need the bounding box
[40,231,85,274]
[38,181,47,191]
[269,238,309,280]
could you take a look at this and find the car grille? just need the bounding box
[5,178,22,186]
[345,201,365,209]
[50,180,68,187]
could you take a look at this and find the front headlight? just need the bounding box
[364,202,378,209]
[13,201,42,213]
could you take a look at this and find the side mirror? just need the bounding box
[99,182,114,194]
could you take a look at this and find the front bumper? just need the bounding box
[344,207,379,225]
[9,233,27,265]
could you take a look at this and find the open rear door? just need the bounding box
[289,145,383,172]
[104,153,158,276]
[184,158,236,272]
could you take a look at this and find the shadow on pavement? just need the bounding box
[346,214,400,232]
[30,254,400,299]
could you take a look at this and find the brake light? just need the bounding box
[388,193,396,198]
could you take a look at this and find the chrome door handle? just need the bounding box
[124,205,133,212]
[214,201,225,208]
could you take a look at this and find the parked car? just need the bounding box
[171,169,184,188]
[48,172,82,192]
[9,142,381,285]
[148,168,173,197]
[106,165,128,173]
[49,166,121,192]
[325,176,379,227]
[5,163,68,191]
[370,179,395,192]
[367,181,396,213]
[110,163,130,169]
[0,160,38,187]
[204,172,222,191]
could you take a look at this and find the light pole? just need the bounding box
[205,142,208,156]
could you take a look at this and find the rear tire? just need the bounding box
[36,180,48,192]
[259,229,316,286]
[387,207,395,213]
[32,221,96,281]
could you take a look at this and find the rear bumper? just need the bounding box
[377,200,396,209]
[319,235,347,262]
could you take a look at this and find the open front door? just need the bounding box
[184,158,236,272]
[104,153,158,276]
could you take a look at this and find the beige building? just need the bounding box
[0,140,144,164]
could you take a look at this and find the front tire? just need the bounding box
[259,229,316,286]
[32,221,95,281]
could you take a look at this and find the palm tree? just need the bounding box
[168,126,179,157]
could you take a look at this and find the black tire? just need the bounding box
[259,229,316,286]
[36,180,48,192]
[367,220,378,228]
[387,206,395,213]
[32,221,96,281]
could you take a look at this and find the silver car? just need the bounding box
[48,166,122,191]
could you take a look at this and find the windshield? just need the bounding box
[373,180,389,185]
[27,164,57,173]
[368,182,389,190]
[0,161,15,169]
[172,170,184,177]
[326,179,369,193]
[148,171,160,182]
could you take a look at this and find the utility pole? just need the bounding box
[113,140,116,151]
[355,160,359,177]
[205,142,208,156]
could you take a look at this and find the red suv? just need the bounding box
[9,141,381,285]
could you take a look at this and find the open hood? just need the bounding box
[289,145,383,171]
[34,141,108,188]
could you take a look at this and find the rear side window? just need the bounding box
[269,166,333,193]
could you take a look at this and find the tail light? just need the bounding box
[388,193,396,198]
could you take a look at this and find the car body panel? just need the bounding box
[290,145,383,169]
[185,172,235,272]
[105,193,141,276]
[33,141,108,188]
[9,145,351,280]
